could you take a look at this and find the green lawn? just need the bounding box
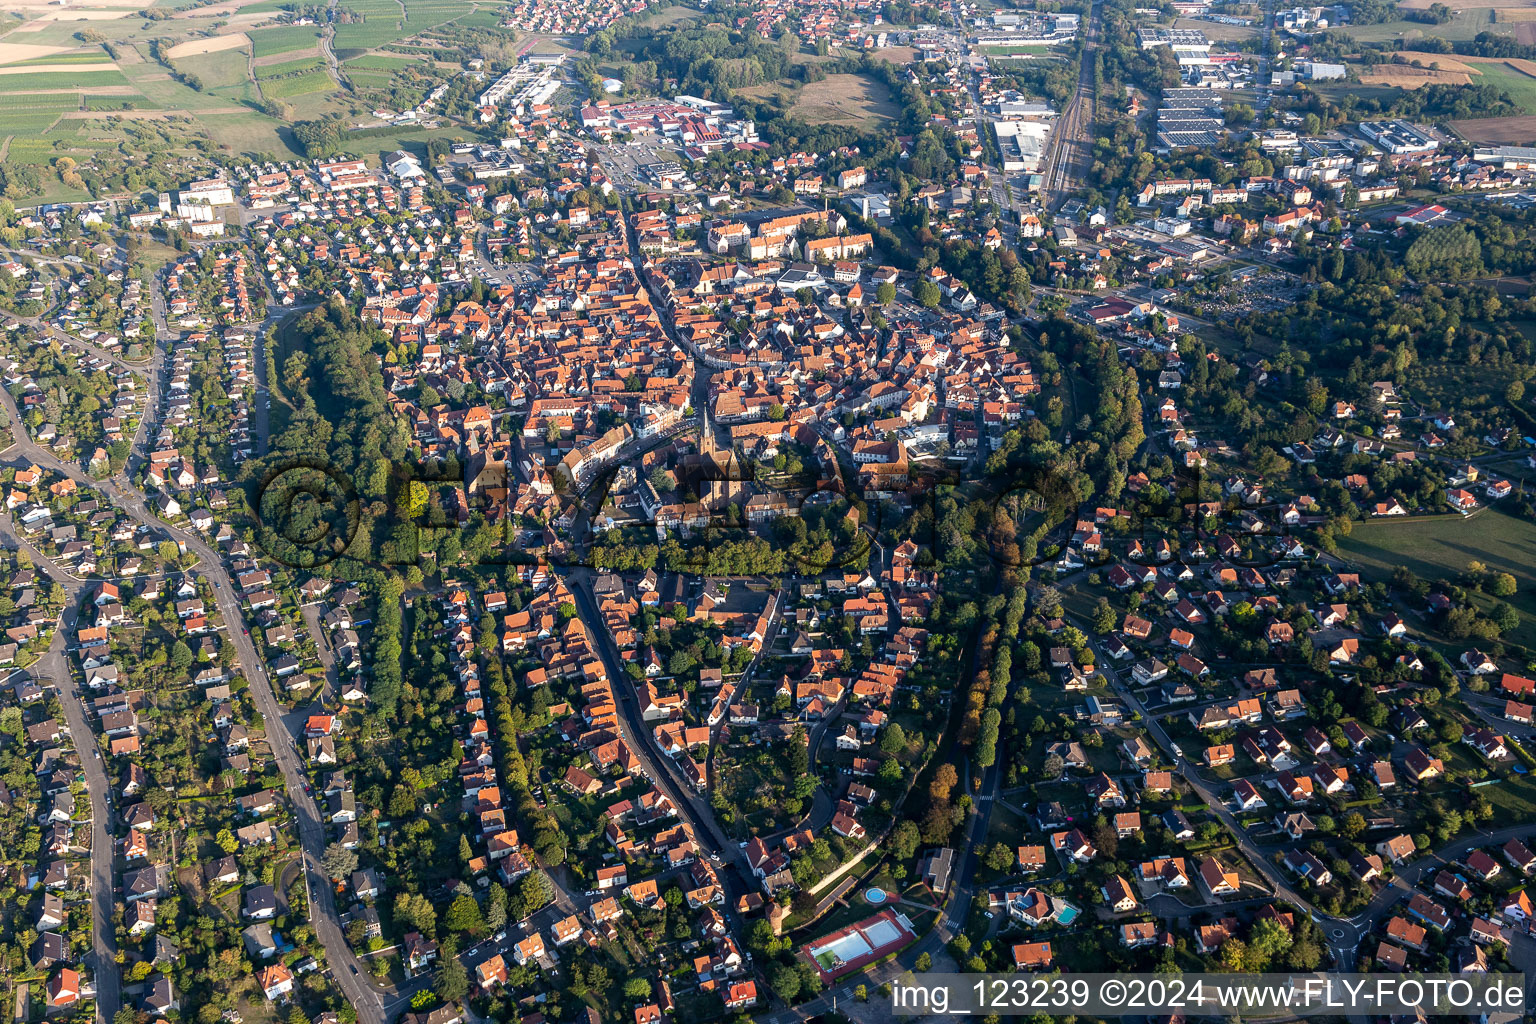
[1341,9,1504,42]
[185,110,304,157]
[172,50,252,91]
[1470,61,1536,115]
[1340,507,1536,587]
[84,95,150,110]
[120,61,236,110]
[1339,505,1536,649]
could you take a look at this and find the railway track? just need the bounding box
[1040,0,1102,206]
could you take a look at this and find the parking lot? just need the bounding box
[596,139,687,191]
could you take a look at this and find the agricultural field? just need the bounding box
[1452,113,1536,143]
[260,68,335,97]
[332,0,482,49]
[0,68,131,92]
[1402,0,1536,8]
[0,92,80,126]
[333,23,407,49]
[164,34,251,59]
[222,0,302,12]
[1361,64,1473,88]
[343,54,423,71]
[5,49,115,65]
[255,56,325,78]
[247,24,323,57]
[332,0,406,49]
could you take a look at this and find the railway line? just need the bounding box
[1040,0,1103,206]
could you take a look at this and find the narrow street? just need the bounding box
[565,568,751,886]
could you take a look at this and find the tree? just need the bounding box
[890,819,921,861]
[913,279,941,309]
[787,727,810,776]
[1405,224,1483,280]
[321,843,357,881]
[876,281,896,305]
[930,763,959,802]
[982,842,1013,872]
[1217,937,1248,972]
[519,870,555,913]
[1242,918,1292,971]
[770,964,802,1002]
[292,118,345,157]
[444,892,484,935]
[168,640,193,675]
[1490,572,1518,597]
[623,977,652,1000]
[1092,599,1117,635]
[394,892,437,937]
[436,953,469,1003]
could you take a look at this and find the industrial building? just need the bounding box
[1474,145,1536,170]
[1137,26,1214,64]
[1154,89,1226,151]
[1359,120,1438,155]
[994,120,1052,173]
